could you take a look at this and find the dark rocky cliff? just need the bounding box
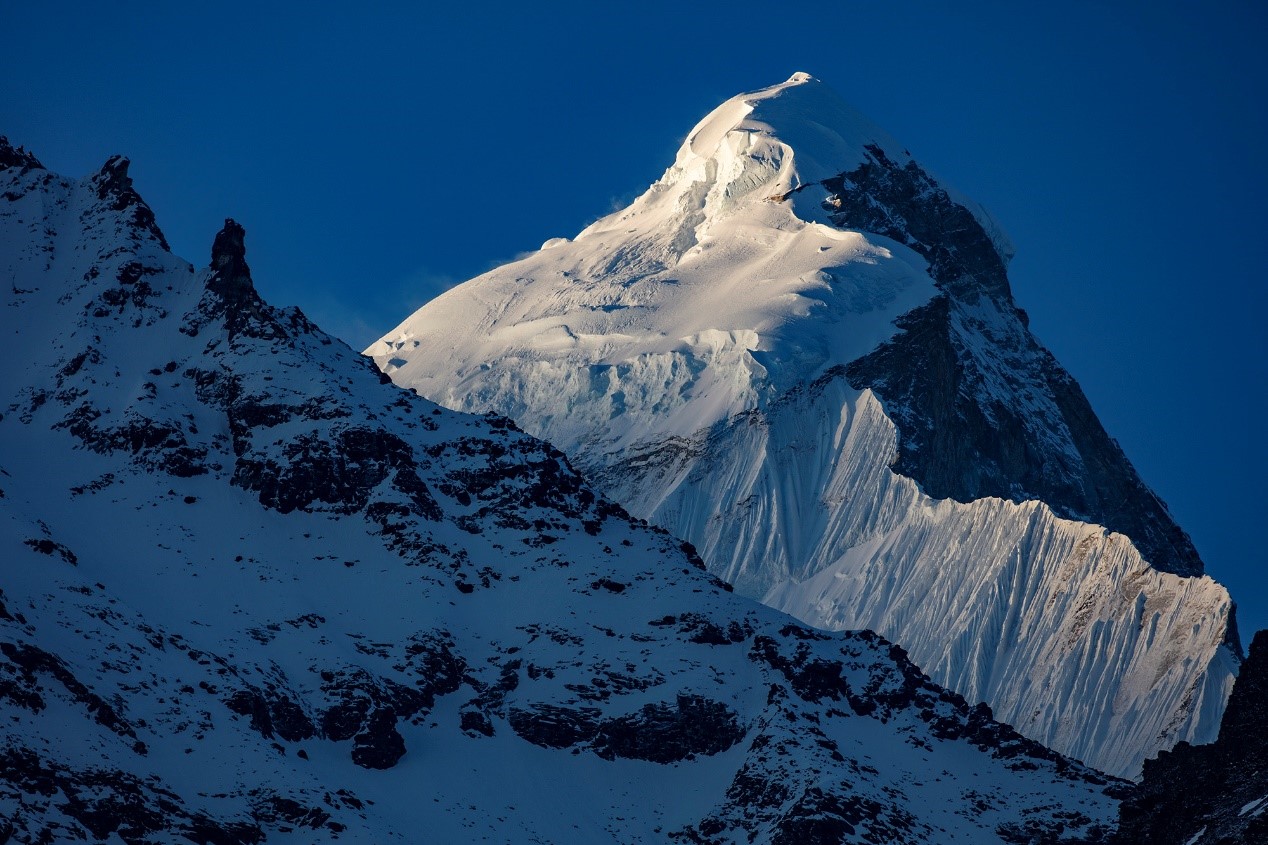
[786,144,1208,581]
[1115,630,1268,844]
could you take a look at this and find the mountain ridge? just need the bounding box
[0,137,1128,843]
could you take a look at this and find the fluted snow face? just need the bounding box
[648,381,1238,779]
[370,75,1238,777]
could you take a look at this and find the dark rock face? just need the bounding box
[508,704,602,749]
[251,794,337,834]
[351,707,406,770]
[232,427,422,515]
[592,694,745,763]
[770,789,915,845]
[819,144,1011,302]
[508,695,744,763]
[1,642,138,742]
[56,403,210,477]
[804,144,1205,579]
[309,637,464,767]
[197,218,280,338]
[21,537,78,564]
[224,687,316,743]
[0,744,360,842]
[320,669,435,738]
[209,219,255,311]
[1115,629,1268,844]
[89,155,170,251]
[1217,632,1268,745]
[0,136,43,172]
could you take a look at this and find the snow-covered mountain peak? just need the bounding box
[673,70,900,191]
[575,72,1010,272]
[579,73,907,251]
[371,76,1237,777]
[370,77,1016,459]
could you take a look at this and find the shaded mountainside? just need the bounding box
[0,139,1128,842]
[817,142,1205,581]
[367,75,1239,778]
[1114,629,1268,845]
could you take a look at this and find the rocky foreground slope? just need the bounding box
[1114,629,1268,844]
[0,140,1130,842]
[369,73,1240,778]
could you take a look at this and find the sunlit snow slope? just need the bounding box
[369,73,1239,778]
[0,139,1129,842]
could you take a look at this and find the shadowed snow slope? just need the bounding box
[368,74,1239,779]
[0,138,1129,841]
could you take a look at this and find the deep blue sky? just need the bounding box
[5,2,1266,637]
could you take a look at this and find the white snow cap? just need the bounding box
[578,71,1011,261]
[580,71,895,239]
[672,71,903,193]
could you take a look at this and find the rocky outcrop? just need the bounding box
[0,747,268,844]
[224,686,316,743]
[508,694,745,763]
[350,707,406,769]
[0,136,42,172]
[1115,630,1268,844]
[89,155,170,251]
[0,642,139,746]
[194,217,288,338]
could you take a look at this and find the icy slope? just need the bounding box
[0,139,1127,842]
[368,74,1239,778]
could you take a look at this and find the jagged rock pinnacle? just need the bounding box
[1116,628,1268,841]
[200,217,283,340]
[94,155,133,201]
[212,218,247,272]
[0,136,43,171]
[208,218,254,305]
[1217,629,1268,745]
[89,153,170,249]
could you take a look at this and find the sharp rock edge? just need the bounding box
[1113,629,1268,844]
